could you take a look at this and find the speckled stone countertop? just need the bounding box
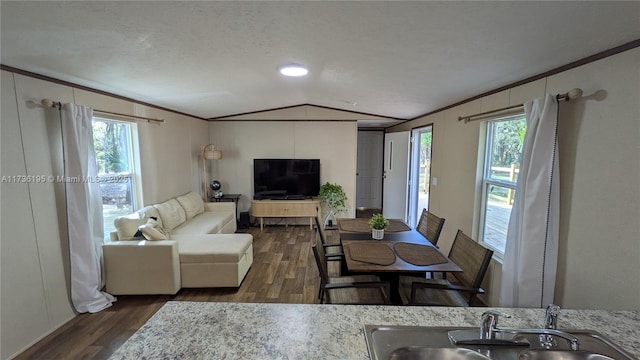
[109,302,639,359]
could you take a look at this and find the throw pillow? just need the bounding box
[138,217,168,241]
[114,214,147,240]
[113,206,162,240]
[154,199,186,230]
[176,191,205,220]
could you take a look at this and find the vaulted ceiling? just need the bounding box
[2,1,639,126]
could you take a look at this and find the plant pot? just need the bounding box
[372,228,384,240]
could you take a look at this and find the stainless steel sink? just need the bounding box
[389,347,492,360]
[363,325,637,360]
[518,350,615,360]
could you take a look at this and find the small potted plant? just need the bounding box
[368,213,389,240]
[318,182,348,228]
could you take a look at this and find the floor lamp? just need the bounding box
[201,144,222,199]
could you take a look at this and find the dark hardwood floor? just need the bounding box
[16,225,335,360]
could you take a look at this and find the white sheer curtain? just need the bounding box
[61,103,115,313]
[499,94,560,308]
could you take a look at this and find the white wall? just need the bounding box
[547,49,640,309]
[1,73,76,360]
[0,71,208,359]
[389,48,640,310]
[209,120,358,221]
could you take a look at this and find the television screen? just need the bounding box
[253,159,320,199]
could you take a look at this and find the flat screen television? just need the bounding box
[253,159,320,199]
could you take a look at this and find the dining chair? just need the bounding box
[311,227,390,304]
[315,216,342,254]
[415,208,445,247]
[400,229,493,307]
[416,209,445,279]
[314,215,346,275]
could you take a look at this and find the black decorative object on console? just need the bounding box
[210,180,222,198]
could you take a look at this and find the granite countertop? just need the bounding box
[110,301,640,359]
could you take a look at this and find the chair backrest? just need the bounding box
[416,209,445,246]
[314,216,329,247]
[311,227,330,286]
[448,230,493,302]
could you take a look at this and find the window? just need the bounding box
[479,114,526,255]
[92,118,139,241]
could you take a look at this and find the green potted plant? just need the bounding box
[368,213,389,239]
[318,182,348,228]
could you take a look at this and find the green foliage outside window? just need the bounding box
[93,120,130,174]
[420,131,432,165]
[491,117,527,168]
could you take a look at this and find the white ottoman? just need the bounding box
[175,234,253,288]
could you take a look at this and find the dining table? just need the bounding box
[338,221,462,305]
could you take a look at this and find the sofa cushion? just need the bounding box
[176,191,205,220]
[175,234,253,263]
[139,218,168,241]
[171,211,234,235]
[114,206,161,240]
[154,199,187,231]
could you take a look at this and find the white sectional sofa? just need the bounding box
[104,191,253,295]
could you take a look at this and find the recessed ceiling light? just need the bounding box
[279,64,308,77]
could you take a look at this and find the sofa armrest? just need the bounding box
[204,201,236,213]
[103,240,181,295]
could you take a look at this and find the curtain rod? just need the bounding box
[458,88,583,123]
[40,99,165,124]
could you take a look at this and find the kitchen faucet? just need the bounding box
[540,304,562,348]
[479,309,580,351]
[479,310,510,340]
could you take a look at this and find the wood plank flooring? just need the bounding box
[15,225,337,360]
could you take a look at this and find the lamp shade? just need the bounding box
[204,149,222,160]
[202,144,222,160]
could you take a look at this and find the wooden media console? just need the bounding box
[250,199,319,230]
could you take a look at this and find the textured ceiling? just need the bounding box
[2,1,639,123]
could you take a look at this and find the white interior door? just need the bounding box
[356,131,384,209]
[383,131,410,222]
